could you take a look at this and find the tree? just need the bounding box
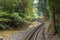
[48,0,60,34]
[38,0,50,20]
[0,0,33,29]
[38,0,60,34]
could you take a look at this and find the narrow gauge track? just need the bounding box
[22,21,46,40]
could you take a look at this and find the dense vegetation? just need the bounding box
[0,0,60,35]
[38,0,60,34]
[0,0,34,29]
[49,0,60,34]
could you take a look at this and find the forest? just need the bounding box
[0,0,60,40]
[0,0,34,29]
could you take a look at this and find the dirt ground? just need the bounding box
[0,30,21,38]
[44,20,60,40]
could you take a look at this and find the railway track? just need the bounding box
[0,20,47,40]
[22,21,46,40]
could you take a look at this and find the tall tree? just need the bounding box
[48,0,60,34]
[38,0,60,34]
[0,0,33,29]
[38,0,50,20]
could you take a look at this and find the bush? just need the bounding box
[0,0,33,29]
[0,12,27,29]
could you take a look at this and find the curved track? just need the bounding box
[22,21,46,40]
[1,21,47,40]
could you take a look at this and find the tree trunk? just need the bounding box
[52,6,57,34]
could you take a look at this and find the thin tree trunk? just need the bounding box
[52,6,57,34]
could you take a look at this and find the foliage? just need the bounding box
[38,0,50,19]
[0,12,21,29]
[48,0,60,34]
[0,0,33,29]
[38,0,60,34]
